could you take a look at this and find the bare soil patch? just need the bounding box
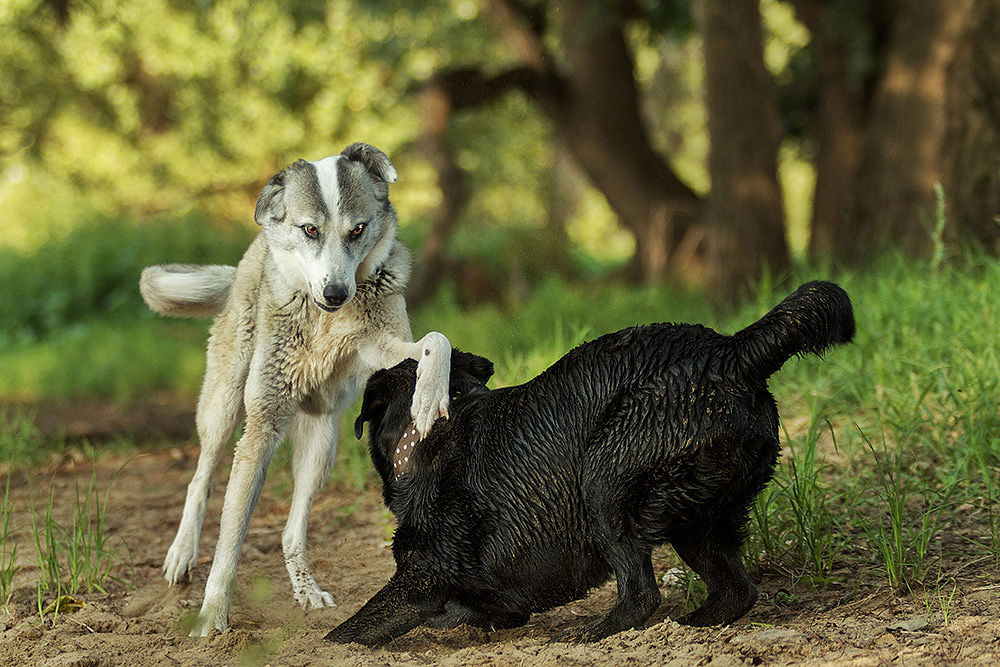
[0,434,998,665]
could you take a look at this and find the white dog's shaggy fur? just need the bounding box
[139,143,451,636]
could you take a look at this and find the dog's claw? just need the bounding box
[411,391,448,437]
[294,587,336,611]
[163,541,198,587]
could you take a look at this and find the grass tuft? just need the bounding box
[30,462,134,600]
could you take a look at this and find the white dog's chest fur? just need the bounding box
[241,244,409,414]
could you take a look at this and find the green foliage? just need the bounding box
[778,415,843,578]
[0,214,253,343]
[0,0,717,287]
[0,0,562,252]
[0,214,248,403]
[1,0,431,220]
[0,410,47,467]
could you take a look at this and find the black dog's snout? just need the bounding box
[322,284,349,309]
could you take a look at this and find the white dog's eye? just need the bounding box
[350,223,366,238]
[302,225,320,239]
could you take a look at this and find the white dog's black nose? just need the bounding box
[323,284,349,309]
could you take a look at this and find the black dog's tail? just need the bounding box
[732,281,855,381]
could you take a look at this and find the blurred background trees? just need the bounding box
[3,0,1000,303]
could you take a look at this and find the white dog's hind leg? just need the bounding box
[410,331,452,436]
[189,415,285,636]
[282,410,339,610]
[163,362,244,586]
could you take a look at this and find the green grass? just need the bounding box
[858,426,954,590]
[0,466,19,612]
[30,462,134,602]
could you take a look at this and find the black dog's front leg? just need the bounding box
[324,573,444,647]
[552,541,661,643]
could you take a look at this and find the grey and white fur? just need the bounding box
[139,143,451,636]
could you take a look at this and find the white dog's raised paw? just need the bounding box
[411,331,451,437]
[411,380,449,437]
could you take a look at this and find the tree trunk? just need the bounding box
[846,0,971,258]
[697,0,789,297]
[941,0,1000,251]
[413,0,707,289]
[408,82,469,303]
[792,0,871,257]
[536,0,705,284]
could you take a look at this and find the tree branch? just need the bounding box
[424,67,551,110]
[486,0,551,71]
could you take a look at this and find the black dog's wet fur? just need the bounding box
[325,281,855,646]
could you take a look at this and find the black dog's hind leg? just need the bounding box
[552,540,661,643]
[324,574,443,647]
[672,520,757,627]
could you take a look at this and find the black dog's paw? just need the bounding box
[549,627,586,644]
[676,610,715,627]
[323,628,348,644]
[677,604,741,628]
[549,620,617,644]
[324,625,361,645]
[425,602,473,629]
[677,589,756,628]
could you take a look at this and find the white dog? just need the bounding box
[139,143,451,636]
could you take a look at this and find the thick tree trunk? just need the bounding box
[697,0,789,297]
[537,0,705,283]
[846,0,971,258]
[792,0,870,257]
[941,0,1000,251]
[420,0,707,287]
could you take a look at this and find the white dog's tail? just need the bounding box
[140,264,237,318]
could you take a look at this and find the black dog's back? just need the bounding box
[331,281,854,646]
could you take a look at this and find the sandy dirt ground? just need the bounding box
[0,414,999,666]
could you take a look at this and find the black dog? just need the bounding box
[326,281,854,646]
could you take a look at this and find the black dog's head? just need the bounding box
[355,349,494,490]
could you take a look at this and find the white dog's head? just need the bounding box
[254,143,399,312]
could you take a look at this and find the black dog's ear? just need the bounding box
[340,143,398,184]
[254,167,290,226]
[452,349,494,383]
[470,355,494,384]
[354,389,386,439]
[355,369,389,439]
[355,361,417,439]
[353,412,369,440]
[449,349,494,399]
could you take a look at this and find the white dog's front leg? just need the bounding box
[162,476,210,586]
[189,423,282,637]
[410,331,451,436]
[283,411,338,611]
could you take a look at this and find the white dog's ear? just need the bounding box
[341,143,398,185]
[254,168,289,226]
